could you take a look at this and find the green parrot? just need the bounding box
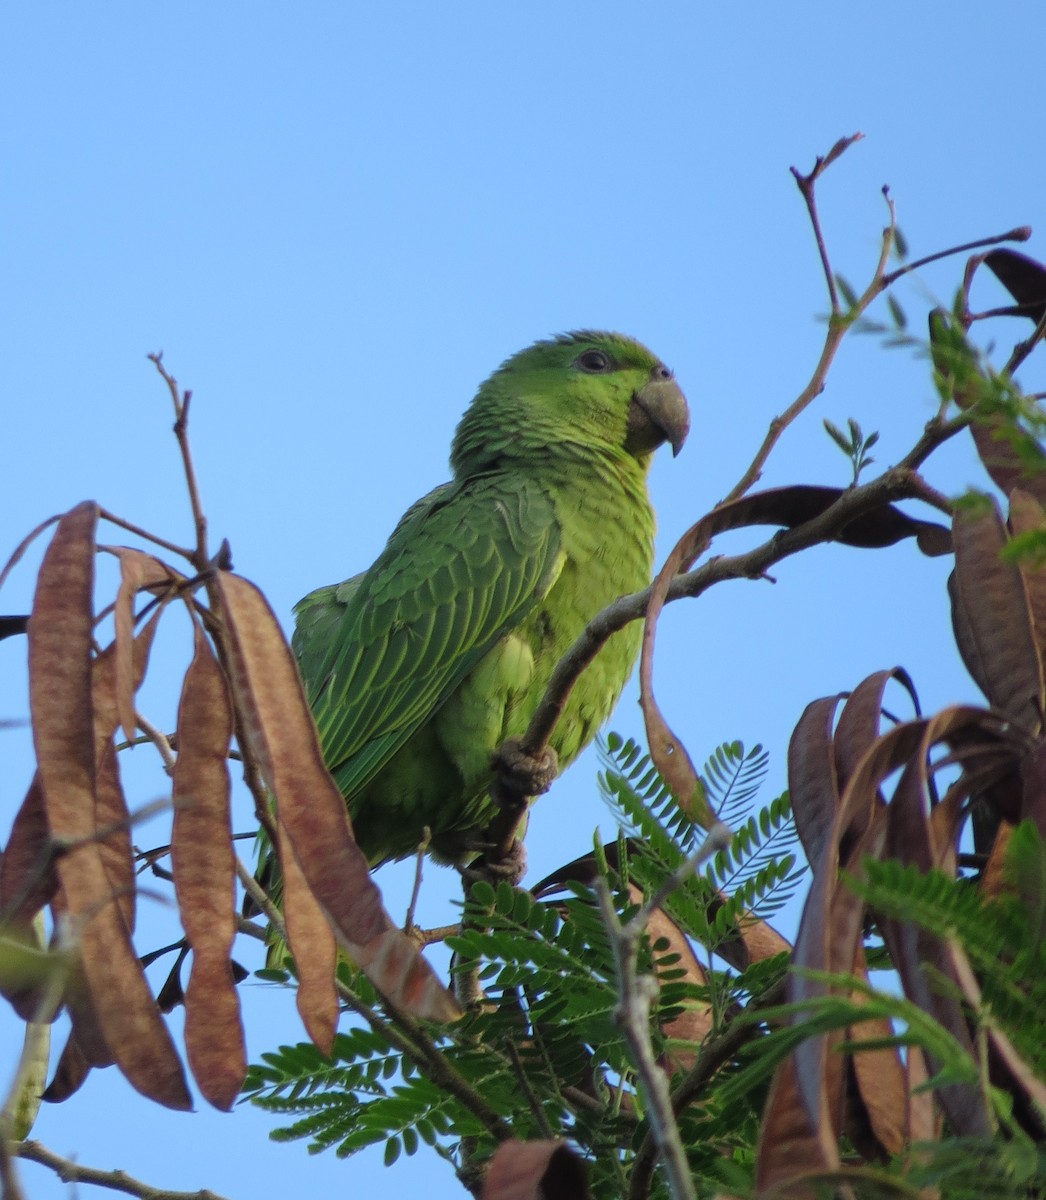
[292,331,689,868]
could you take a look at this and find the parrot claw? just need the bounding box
[461,837,528,889]
[493,738,559,799]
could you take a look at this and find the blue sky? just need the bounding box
[2,4,1044,1198]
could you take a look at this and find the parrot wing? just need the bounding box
[297,472,564,799]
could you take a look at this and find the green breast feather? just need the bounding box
[292,331,689,866]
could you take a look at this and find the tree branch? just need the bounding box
[520,458,956,771]
[596,825,732,1200]
[627,975,788,1200]
[148,355,209,570]
[13,1140,228,1200]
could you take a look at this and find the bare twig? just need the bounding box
[596,825,731,1200]
[514,453,958,779]
[148,355,209,569]
[12,1140,228,1200]
[627,975,788,1200]
[97,507,194,563]
[789,133,864,312]
[410,922,459,948]
[135,711,177,775]
[882,225,1032,289]
[725,174,897,506]
[404,826,431,933]
[504,1039,555,1139]
[0,514,63,594]
[1005,302,1046,377]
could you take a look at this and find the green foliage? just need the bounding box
[823,416,880,484]
[245,752,1046,1198]
[599,735,803,951]
[245,736,802,1197]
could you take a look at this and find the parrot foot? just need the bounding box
[493,738,559,800]
[459,739,558,887]
[460,837,528,888]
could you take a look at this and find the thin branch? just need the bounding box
[148,355,209,569]
[135,711,177,775]
[412,922,459,948]
[404,826,431,933]
[1005,301,1046,376]
[724,280,845,505]
[597,889,690,1200]
[0,514,62,594]
[97,507,194,563]
[504,1039,555,1139]
[596,825,732,1200]
[12,1141,228,1200]
[789,134,864,311]
[517,456,956,773]
[725,173,895,507]
[627,975,788,1200]
[881,225,1032,289]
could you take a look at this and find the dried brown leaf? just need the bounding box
[1009,489,1046,663]
[531,846,790,975]
[718,485,951,555]
[29,501,98,851]
[715,907,792,971]
[979,820,1015,902]
[947,938,1046,1127]
[215,571,460,1022]
[755,1057,837,1199]
[1021,740,1046,835]
[30,503,191,1110]
[786,690,921,1160]
[481,1139,590,1200]
[0,775,55,925]
[984,248,1046,323]
[789,807,888,1154]
[845,957,907,1158]
[171,626,246,1109]
[107,546,183,747]
[904,1044,939,1143]
[89,616,160,933]
[834,670,919,786]
[277,818,338,1054]
[0,615,29,640]
[641,891,712,1073]
[787,695,843,872]
[49,884,113,1069]
[879,714,995,1137]
[640,537,717,829]
[41,1031,92,1103]
[951,498,1043,729]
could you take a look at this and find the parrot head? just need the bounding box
[450,331,689,479]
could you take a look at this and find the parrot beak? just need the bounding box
[627,376,691,458]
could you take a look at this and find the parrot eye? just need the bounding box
[576,350,612,373]
[654,363,673,380]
